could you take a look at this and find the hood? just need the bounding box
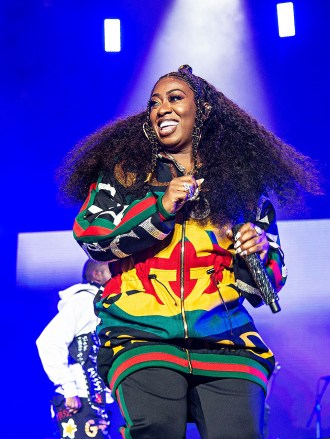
[57,283,99,311]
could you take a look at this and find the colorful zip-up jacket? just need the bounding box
[73,157,287,398]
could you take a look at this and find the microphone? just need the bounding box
[233,224,281,314]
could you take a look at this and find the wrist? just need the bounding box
[157,195,176,219]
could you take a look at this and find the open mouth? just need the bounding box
[158,119,179,135]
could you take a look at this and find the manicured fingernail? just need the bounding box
[197,178,204,185]
[234,232,241,241]
[234,240,241,249]
[235,247,242,254]
[241,250,247,256]
[226,229,231,236]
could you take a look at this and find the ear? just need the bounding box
[202,102,212,120]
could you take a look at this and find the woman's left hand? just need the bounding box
[226,222,269,264]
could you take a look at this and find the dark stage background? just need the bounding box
[1,1,329,438]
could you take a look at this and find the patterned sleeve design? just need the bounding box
[256,195,288,292]
[234,195,288,307]
[73,174,176,262]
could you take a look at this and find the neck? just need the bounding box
[164,150,194,174]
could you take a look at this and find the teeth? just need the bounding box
[160,120,178,129]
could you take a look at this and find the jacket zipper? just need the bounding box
[180,219,193,373]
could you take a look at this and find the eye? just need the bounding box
[169,94,183,103]
[149,99,160,109]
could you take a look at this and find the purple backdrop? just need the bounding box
[1,1,330,438]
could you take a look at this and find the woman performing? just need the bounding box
[58,65,321,438]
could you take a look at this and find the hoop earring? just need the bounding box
[143,122,151,141]
[142,122,160,182]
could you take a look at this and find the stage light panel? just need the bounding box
[104,19,121,52]
[277,2,295,37]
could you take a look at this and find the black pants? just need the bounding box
[116,367,265,439]
[51,394,111,439]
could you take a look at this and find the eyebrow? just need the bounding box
[151,88,187,98]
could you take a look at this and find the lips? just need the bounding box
[158,119,179,136]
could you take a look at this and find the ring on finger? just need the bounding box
[182,182,195,200]
[182,182,191,193]
[254,225,263,236]
[189,186,200,201]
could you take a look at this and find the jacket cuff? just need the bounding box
[156,194,176,221]
[62,382,79,398]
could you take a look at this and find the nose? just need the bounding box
[157,99,172,116]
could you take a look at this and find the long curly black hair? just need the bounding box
[57,65,322,227]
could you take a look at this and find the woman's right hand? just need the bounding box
[161,176,204,214]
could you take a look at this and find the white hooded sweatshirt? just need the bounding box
[36,283,101,398]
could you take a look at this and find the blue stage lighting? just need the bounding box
[277,2,295,37]
[104,19,121,52]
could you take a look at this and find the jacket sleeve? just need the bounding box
[257,196,287,292]
[36,295,83,397]
[234,195,288,307]
[73,173,176,262]
[36,290,100,397]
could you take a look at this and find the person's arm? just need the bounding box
[36,295,88,398]
[74,173,176,261]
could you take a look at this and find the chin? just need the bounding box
[158,139,181,150]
